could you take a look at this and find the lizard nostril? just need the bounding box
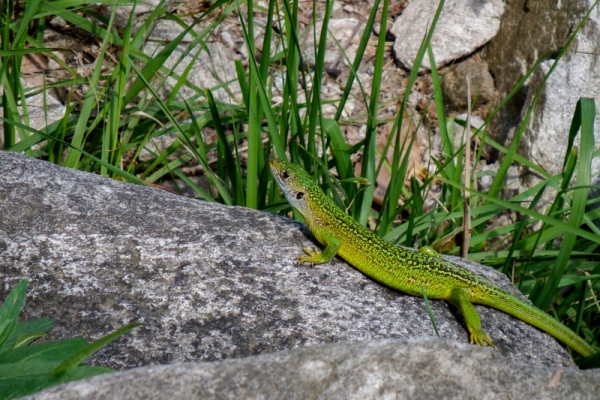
[296,192,304,199]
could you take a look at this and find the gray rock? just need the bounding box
[302,18,365,68]
[484,0,590,147]
[490,2,600,206]
[520,10,600,178]
[390,0,504,71]
[0,82,66,149]
[0,151,577,371]
[143,20,241,103]
[448,114,485,159]
[24,339,600,400]
[105,0,165,31]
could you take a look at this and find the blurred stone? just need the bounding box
[484,0,590,150]
[391,0,504,71]
[442,58,495,111]
[26,339,600,400]
[143,20,241,103]
[0,83,66,149]
[519,22,600,178]
[302,18,366,67]
[492,2,600,209]
[451,114,485,152]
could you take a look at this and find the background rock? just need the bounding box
[302,18,364,68]
[441,57,495,111]
[0,81,66,149]
[143,19,241,103]
[483,0,600,206]
[25,339,600,400]
[0,151,578,370]
[484,0,590,147]
[391,0,504,71]
[517,7,600,178]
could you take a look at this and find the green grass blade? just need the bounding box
[122,22,192,106]
[235,1,286,163]
[356,0,390,226]
[234,59,249,109]
[206,88,242,205]
[333,0,381,121]
[436,173,600,245]
[38,3,122,45]
[126,61,235,203]
[4,318,53,350]
[0,280,28,351]
[501,182,549,275]
[0,48,61,56]
[420,283,440,337]
[0,365,112,400]
[0,339,88,365]
[428,44,455,180]
[305,0,335,170]
[533,98,595,309]
[3,117,143,183]
[146,153,194,183]
[182,100,230,202]
[52,323,140,375]
[12,0,43,46]
[380,0,445,233]
[322,118,355,197]
[172,170,215,201]
[63,5,117,168]
[246,54,260,209]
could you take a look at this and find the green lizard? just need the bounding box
[270,159,596,357]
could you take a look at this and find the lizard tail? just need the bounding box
[480,291,596,357]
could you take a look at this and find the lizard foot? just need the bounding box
[469,328,498,351]
[298,247,326,265]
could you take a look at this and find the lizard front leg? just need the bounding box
[299,232,340,265]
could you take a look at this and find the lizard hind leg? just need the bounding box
[446,287,498,351]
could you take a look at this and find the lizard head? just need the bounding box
[269,159,315,213]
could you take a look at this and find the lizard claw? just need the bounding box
[298,247,325,265]
[302,247,319,256]
[469,328,498,351]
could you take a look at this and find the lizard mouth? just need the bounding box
[269,162,285,189]
[269,160,281,176]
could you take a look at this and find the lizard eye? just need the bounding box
[296,192,304,200]
[281,171,290,180]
